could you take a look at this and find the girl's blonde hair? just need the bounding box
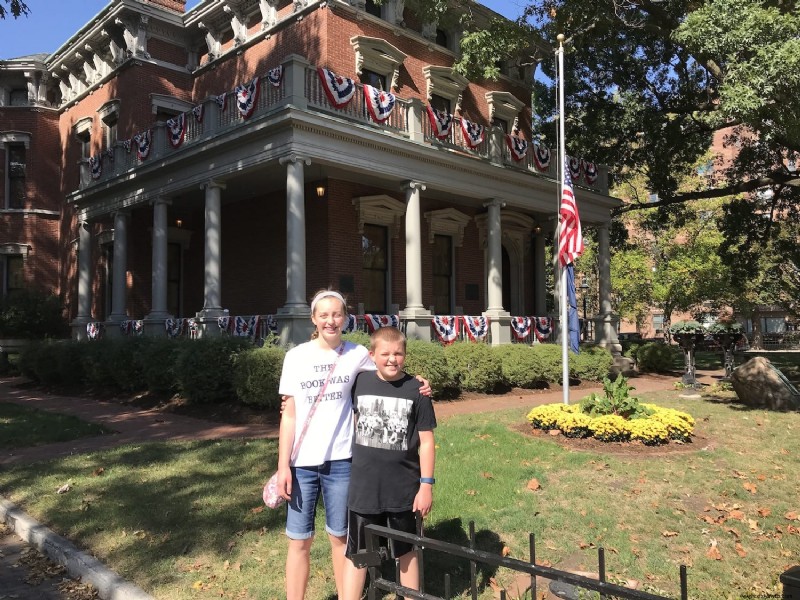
[309,289,349,340]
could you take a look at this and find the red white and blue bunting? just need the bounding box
[533,144,551,172]
[318,67,356,109]
[534,316,553,342]
[89,155,102,180]
[432,316,459,345]
[342,314,358,333]
[363,84,396,123]
[463,316,489,342]
[511,316,532,340]
[122,139,132,153]
[215,93,227,111]
[460,118,485,148]
[120,319,144,336]
[133,130,152,160]
[266,65,283,87]
[234,315,259,338]
[192,104,204,123]
[568,156,582,180]
[506,134,529,162]
[165,318,186,338]
[426,105,453,139]
[166,112,186,148]
[86,322,103,340]
[364,314,399,333]
[218,316,231,333]
[235,77,260,119]
[583,160,598,185]
[104,148,115,163]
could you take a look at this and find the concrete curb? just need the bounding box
[0,497,155,600]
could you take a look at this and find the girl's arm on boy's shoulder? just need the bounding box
[414,374,432,397]
[413,430,436,517]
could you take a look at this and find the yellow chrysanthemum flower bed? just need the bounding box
[526,403,694,445]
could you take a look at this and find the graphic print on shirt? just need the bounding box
[355,394,411,451]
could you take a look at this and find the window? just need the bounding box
[653,313,664,333]
[350,36,407,92]
[7,143,26,209]
[423,66,469,114]
[9,89,27,106]
[365,0,381,17]
[435,29,448,48]
[73,117,93,160]
[485,91,524,133]
[492,117,508,133]
[168,242,182,317]
[362,224,388,313]
[430,94,450,114]
[98,100,120,150]
[4,255,24,296]
[361,69,386,91]
[432,235,452,314]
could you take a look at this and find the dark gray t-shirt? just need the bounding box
[348,371,437,513]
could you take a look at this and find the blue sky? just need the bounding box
[0,1,526,60]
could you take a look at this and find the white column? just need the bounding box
[594,222,621,353]
[485,199,504,311]
[482,199,511,344]
[77,221,92,320]
[147,197,171,320]
[199,180,226,316]
[533,230,547,315]
[403,181,426,311]
[108,211,129,322]
[275,154,313,346]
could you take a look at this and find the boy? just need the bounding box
[342,326,437,600]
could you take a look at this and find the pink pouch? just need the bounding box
[263,471,286,509]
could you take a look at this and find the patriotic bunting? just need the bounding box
[432,316,459,345]
[218,316,231,332]
[215,93,227,111]
[235,77,260,119]
[534,317,553,342]
[234,315,259,338]
[120,320,143,336]
[506,134,529,161]
[262,315,277,337]
[342,314,358,333]
[133,130,152,160]
[364,314,399,333]
[460,118,485,148]
[426,105,453,139]
[89,155,102,180]
[104,148,115,163]
[122,139,132,153]
[568,156,582,180]
[86,322,103,340]
[192,104,204,123]
[463,316,489,342]
[511,316,532,340]
[266,65,283,87]
[166,112,186,148]
[363,84,396,123]
[165,318,185,338]
[318,67,356,108]
[533,144,551,172]
[583,160,598,185]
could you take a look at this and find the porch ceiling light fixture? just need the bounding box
[316,184,326,199]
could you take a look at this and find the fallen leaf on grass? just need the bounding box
[56,483,72,494]
[526,478,541,491]
[92,468,105,477]
[735,542,747,557]
[729,510,745,521]
[579,541,595,549]
[758,507,771,518]
[785,511,799,521]
[661,531,678,537]
[481,472,494,480]
[502,546,511,557]
[743,482,757,494]
[706,540,722,561]
[465,489,477,496]
[251,506,264,514]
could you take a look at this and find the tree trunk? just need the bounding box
[751,311,764,350]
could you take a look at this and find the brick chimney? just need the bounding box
[142,0,186,13]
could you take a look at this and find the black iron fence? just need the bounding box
[357,520,688,600]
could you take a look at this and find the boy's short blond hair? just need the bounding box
[369,326,406,351]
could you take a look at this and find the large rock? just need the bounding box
[730,356,800,411]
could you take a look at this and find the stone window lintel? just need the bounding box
[352,194,406,237]
[350,36,407,90]
[424,208,471,246]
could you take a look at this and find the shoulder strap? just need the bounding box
[290,343,345,462]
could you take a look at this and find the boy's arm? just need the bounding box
[413,430,436,517]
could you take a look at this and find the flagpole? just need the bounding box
[557,33,569,405]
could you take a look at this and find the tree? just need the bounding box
[0,0,29,19]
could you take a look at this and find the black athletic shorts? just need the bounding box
[345,509,418,560]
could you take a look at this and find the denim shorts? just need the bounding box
[286,459,351,540]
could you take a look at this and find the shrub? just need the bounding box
[444,341,503,393]
[232,345,286,408]
[19,341,62,385]
[588,414,631,442]
[0,290,70,339]
[140,337,191,394]
[494,344,546,388]
[529,344,564,383]
[105,337,152,393]
[175,336,251,404]
[342,331,371,348]
[627,419,670,445]
[526,403,576,429]
[80,339,122,392]
[555,411,593,438]
[570,346,614,381]
[636,342,675,373]
[405,339,453,397]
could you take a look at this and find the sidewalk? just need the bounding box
[0,369,722,599]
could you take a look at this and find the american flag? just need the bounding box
[558,160,584,266]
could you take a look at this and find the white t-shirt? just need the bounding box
[279,340,375,467]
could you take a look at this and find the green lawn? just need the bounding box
[0,390,798,599]
[0,402,111,449]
